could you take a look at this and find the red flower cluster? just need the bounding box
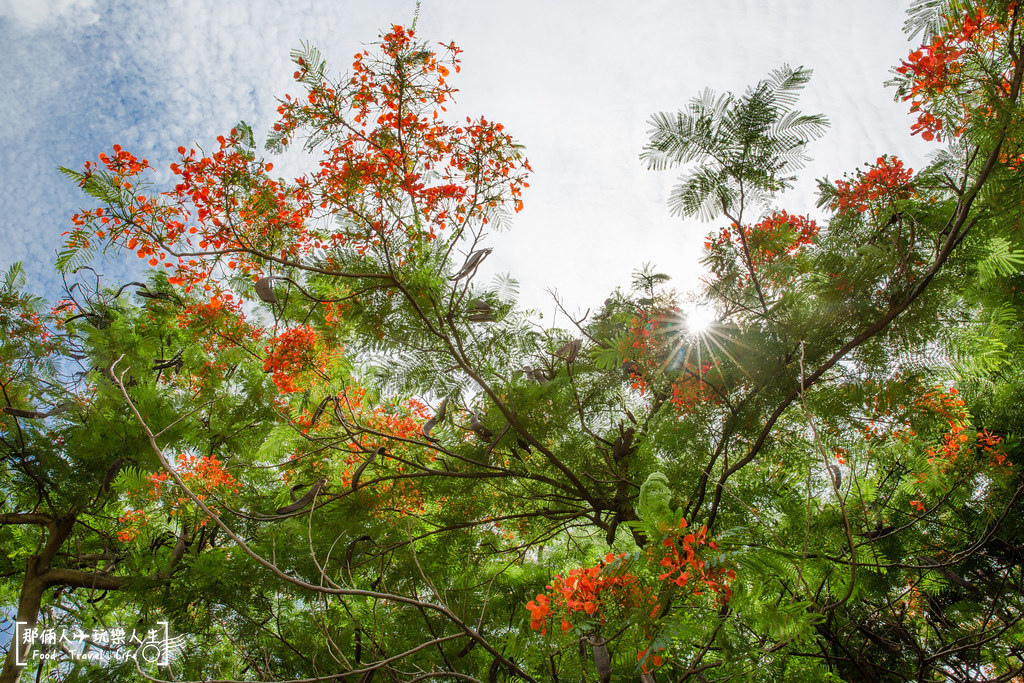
[163,132,305,291]
[873,386,1016,512]
[636,646,667,673]
[747,211,818,265]
[67,145,158,264]
[525,594,553,633]
[833,156,916,214]
[705,212,818,273]
[6,310,53,349]
[96,144,149,176]
[149,453,240,502]
[526,552,646,635]
[115,454,242,540]
[623,306,674,393]
[978,429,1011,468]
[669,365,718,412]
[896,6,1010,141]
[116,509,147,542]
[263,326,320,393]
[275,24,531,248]
[525,528,734,672]
[999,147,1024,171]
[284,385,431,517]
[118,453,240,542]
[657,518,736,604]
[621,306,723,416]
[176,296,263,356]
[62,24,531,315]
[920,421,1010,472]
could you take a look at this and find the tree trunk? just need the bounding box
[0,516,75,683]
[0,557,48,683]
[0,513,187,683]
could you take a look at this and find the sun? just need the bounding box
[683,304,716,335]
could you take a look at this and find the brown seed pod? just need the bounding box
[254,276,279,304]
[275,478,326,515]
[421,397,448,440]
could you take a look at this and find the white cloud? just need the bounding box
[0,0,98,30]
[0,0,926,316]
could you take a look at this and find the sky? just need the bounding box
[0,0,934,319]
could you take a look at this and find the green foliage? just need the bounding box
[642,65,828,221]
[5,3,1024,681]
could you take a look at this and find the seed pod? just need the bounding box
[87,590,109,604]
[151,351,184,372]
[344,534,374,574]
[275,478,326,515]
[136,290,179,303]
[555,338,582,363]
[827,464,842,490]
[100,458,125,494]
[523,365,549,385]
[456,638,477,658]
[310,397,332,427]
[85,313,111,329]
[254,276,279,303]
[421,397,448,440]
[860,524,895,539]
[351,447,384,491]
[469,412,494,441]
[588,636,611,683]
[467,299,495,322]
[450,248,492,281]
[3,406,61,419]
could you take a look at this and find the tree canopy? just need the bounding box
[4,2,1024,681]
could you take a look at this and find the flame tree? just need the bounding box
[3,2,1024,680]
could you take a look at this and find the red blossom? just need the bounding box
[264,326,320,394]
[526,553,649,634]
[656,518,736,604]
[833,156,916,214]
[895,6,1011,141]
[61,25,531,309]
